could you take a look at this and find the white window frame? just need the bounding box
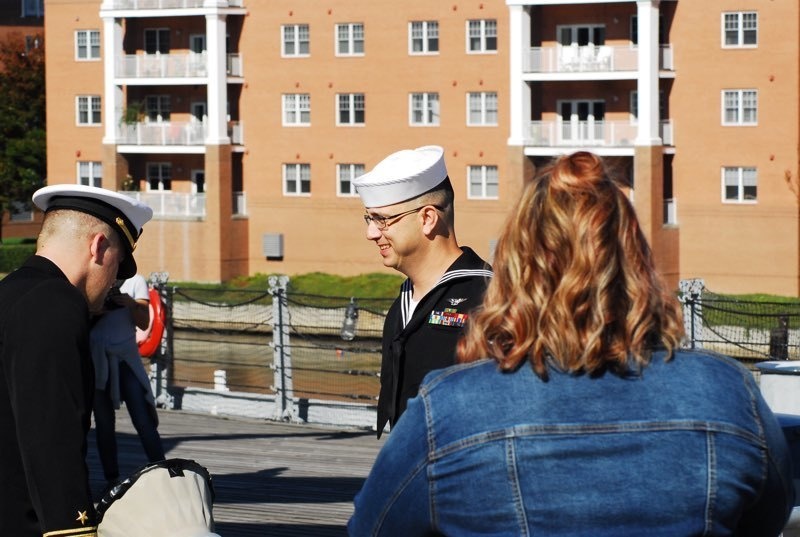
[467,165,499,200]
[721,166,757,203]
[146,162,172,191]
[409,92,440,126]
[467,92,498,126]
[722,12,758,48]
[282,94,311,126]
[76,95,101,126]
[336,93,365,126]
[75,30,100,61]
[721,89,757,126]
[283,163,311,196]
[409,21,439,55]
[77,161,103,188]
[336,23,364,56]
[282,24,310,57]
[336,163,364,197]
[466,19,497,53]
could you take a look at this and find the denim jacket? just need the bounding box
[349,350,795,536]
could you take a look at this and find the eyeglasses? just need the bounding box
[363,205,443,230]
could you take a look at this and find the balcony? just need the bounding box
[523,44,674,75]
[118,121,205,146]
[663,198,677,226]
[116,120,244,146]
[117,52,206,79]
[121,191,206,219]
[116,53,242,79]
[526,120,673,147]
[119,191,247,219]
[103,0,243,9]
[233,191,247,216]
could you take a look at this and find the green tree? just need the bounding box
[0,32,45,242]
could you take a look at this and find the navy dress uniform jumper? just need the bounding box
[0,255,98,536]
[377,247,492,437]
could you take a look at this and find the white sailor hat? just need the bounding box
[353,145,448,208]
[32,184,153,279]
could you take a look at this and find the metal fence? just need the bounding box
[143,276,800,430]
[677,279,800,367]
[147,274,393,430]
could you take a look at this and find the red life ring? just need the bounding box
[136,287,165,358]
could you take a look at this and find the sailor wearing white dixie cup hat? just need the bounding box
[0,184,153,537]
[351,145,493,439]
[33,184,153,279]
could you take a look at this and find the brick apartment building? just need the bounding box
[9,0,800,295]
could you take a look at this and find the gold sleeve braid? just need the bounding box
[43,526,98,536]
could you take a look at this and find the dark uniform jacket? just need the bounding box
[0,255,98,536]
[377,247,492,437]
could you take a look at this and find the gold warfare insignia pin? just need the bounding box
[76,510,88,525]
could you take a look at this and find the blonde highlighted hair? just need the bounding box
[457,152,684,377]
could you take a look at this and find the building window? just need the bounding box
[75,30,100,60]
[410,93,440,126]
[467,19,497,53]
[409,21,439,54]
[21,0,43,17]
[145,95,171,123]
[284,163,311,196]
[144,28,170,54]
[336,23,364,56]
[282,24,310,57]
[76,96,101,126]
[722,90,757,126]
[337,93,365,125]
[723,12,757,47]
[468,165,499,199]
[467,92,498,126]
[78,161,102,188]
[337,163,364,196]
[147,163,172,191]
[282,94,311,126]
[722,167,757,203]
[8,201,33,222]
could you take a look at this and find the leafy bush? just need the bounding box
[0,242,35,272]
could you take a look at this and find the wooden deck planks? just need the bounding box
[87,409,385,536]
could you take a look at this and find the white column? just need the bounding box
[102,16,123,144]
[635,0,661,146]
[206,13,230,144]
[507,5,531,146]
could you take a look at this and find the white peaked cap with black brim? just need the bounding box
[32,184,153,279]
[353,145,448,208]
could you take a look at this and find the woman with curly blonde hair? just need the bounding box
[458,150,683,375]
[350,152,794,537]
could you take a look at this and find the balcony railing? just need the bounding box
[664,198,677,225]
[226,54,242,76]
[118,121,206,145]
[524,44,674,74]
[117,52,206,78]
[228,121,244,144]
[525,120,673,147]
[233,191,246,216]
[117,120,244,146]
[121,191,206,219]
[104,0,243,9]
[117,53,243,79]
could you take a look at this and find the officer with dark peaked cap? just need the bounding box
[353,146,493,438]
[0,184,152,537]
